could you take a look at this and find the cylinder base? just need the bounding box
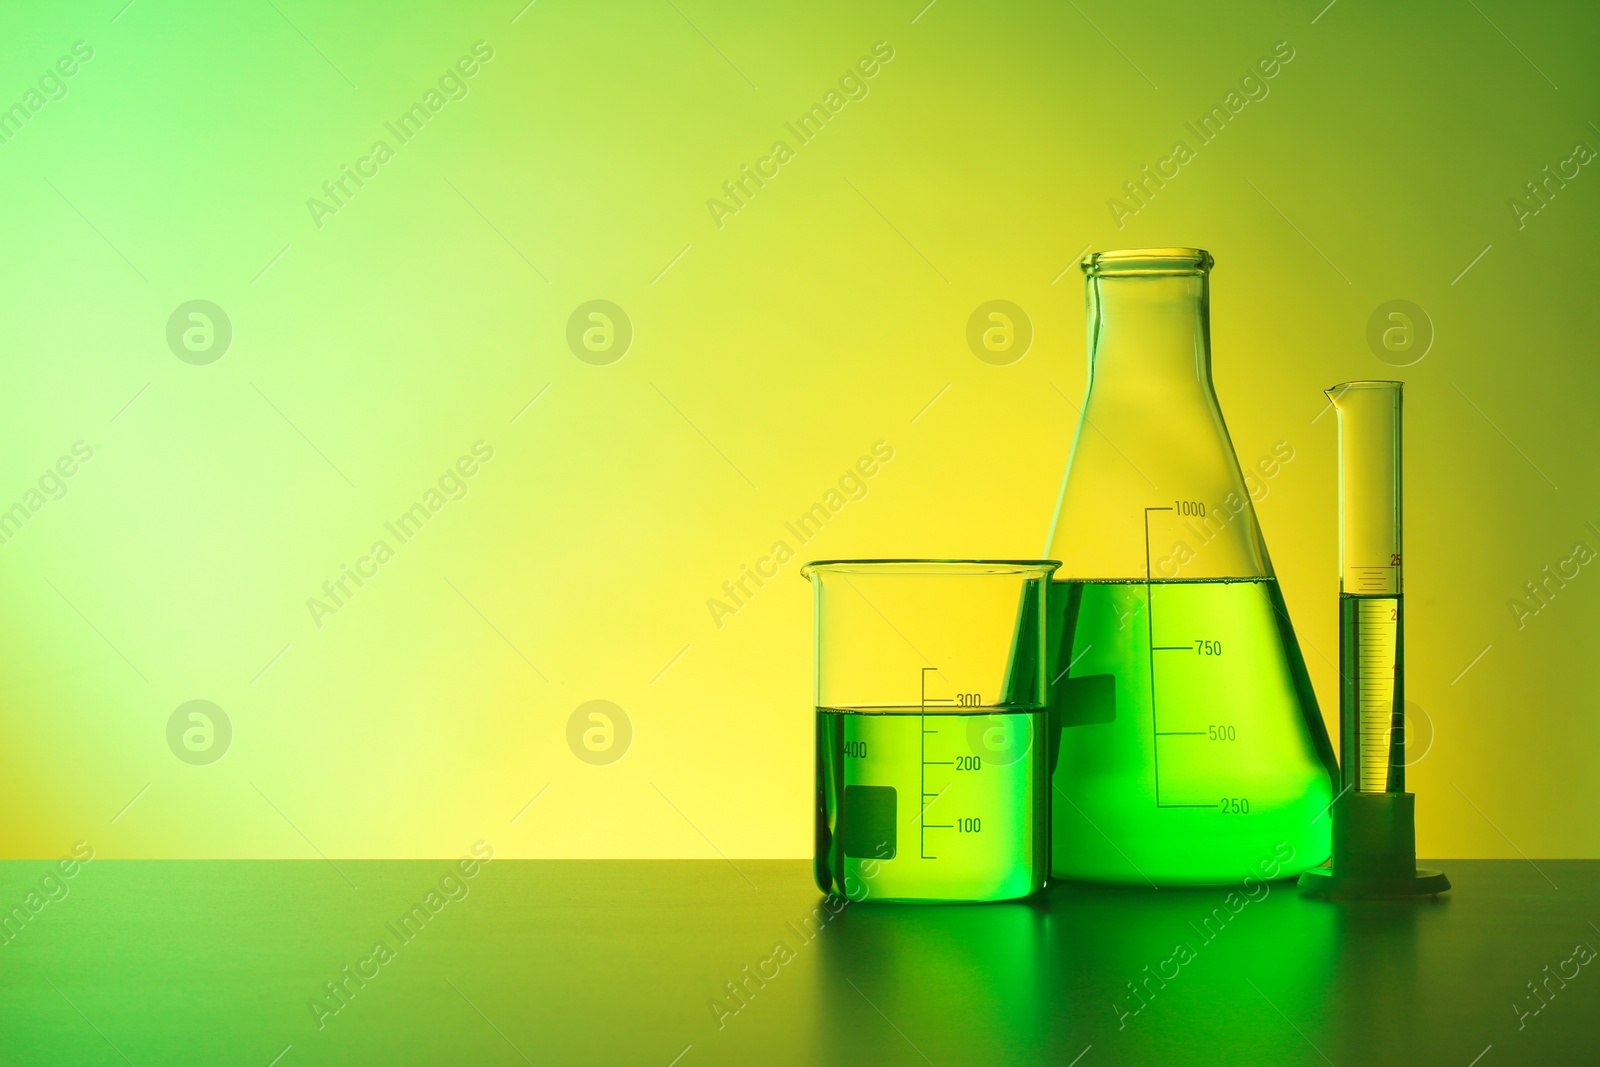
[1296,792,1450,900]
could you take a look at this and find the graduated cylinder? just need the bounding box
[1301,380,1446,898]
[1329,381,1404,795]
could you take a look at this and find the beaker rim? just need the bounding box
[800,558,1061,580]
[1083,247,1214,276]
[1326,379,1404,391]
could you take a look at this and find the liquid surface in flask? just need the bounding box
[1040,248,1337,884]
[816,707,1047,902]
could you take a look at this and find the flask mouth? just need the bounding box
[1082,247,1214,277]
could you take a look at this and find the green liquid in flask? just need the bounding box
[1040,578,1337,884]
[815,708,1048,902]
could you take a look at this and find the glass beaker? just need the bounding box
[802,560,1058,903]
[1041,248,1338,885]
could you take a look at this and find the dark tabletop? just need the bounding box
[0,859,1594,1066]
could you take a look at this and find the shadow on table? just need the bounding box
[809,876,1447,1066]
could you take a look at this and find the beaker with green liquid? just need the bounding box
[804,560,1058,903]
[1036,248,1338,885]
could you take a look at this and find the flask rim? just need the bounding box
[1082,247,1214,276]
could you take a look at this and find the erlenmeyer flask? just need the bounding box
[1042,248,1337,885]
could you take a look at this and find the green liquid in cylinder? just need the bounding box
[815,708,1048,902]
[1340,593,1404,794]
[1036,578,1337,885]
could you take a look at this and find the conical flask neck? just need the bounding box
[1088,272,1212,388]
[1047,251,1272,581]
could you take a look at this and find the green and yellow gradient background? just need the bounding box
[1,0,1596,860]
